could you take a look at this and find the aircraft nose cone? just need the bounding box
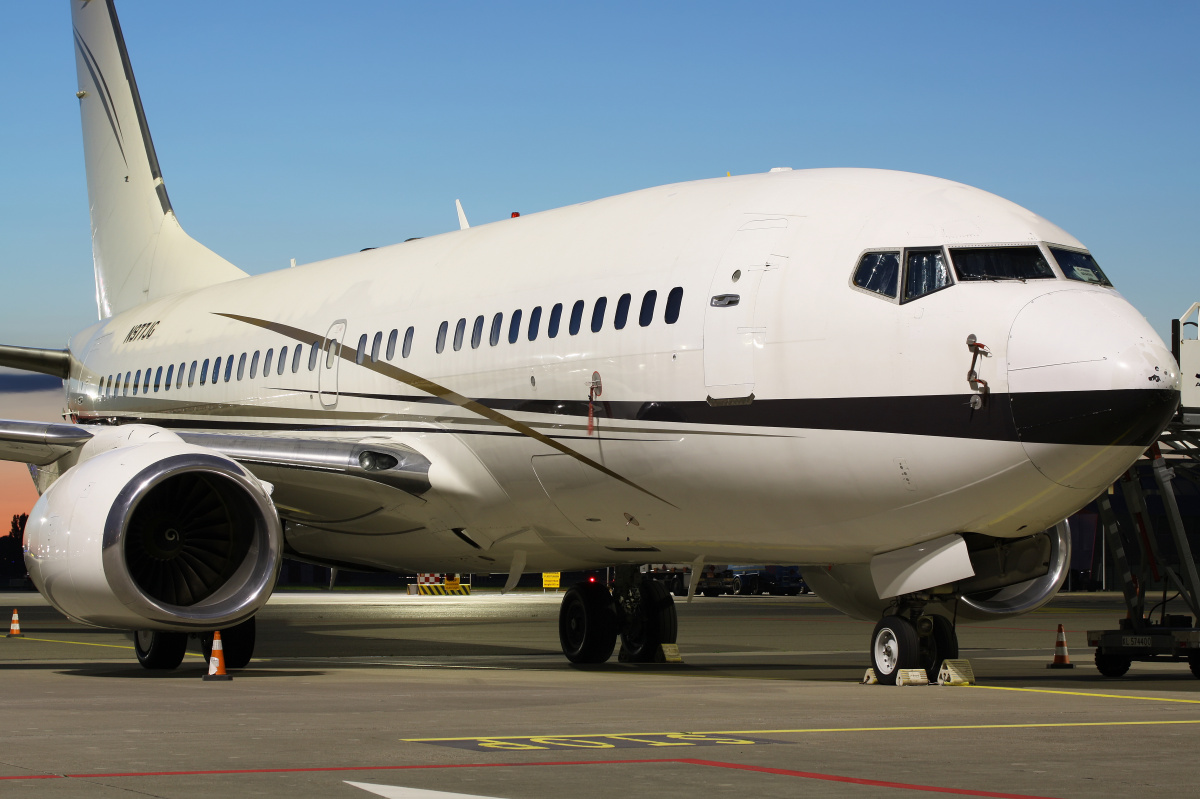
[1006,289,1179,489]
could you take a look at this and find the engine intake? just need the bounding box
[26,431,281,631]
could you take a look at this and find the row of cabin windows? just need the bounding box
[431,287,684,355]
[99,341,316,398]
[95,286,685,397]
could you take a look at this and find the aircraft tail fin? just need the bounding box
[72,0,246,319]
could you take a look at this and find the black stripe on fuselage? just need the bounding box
[86,387,1178,448]
[333,388,1179,447]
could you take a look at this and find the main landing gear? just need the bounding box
[133,617,257,671]
[558,567,678,664]
[870,604,958,685]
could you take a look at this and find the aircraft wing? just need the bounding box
[0,420,430,495]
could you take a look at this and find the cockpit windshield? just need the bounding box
[1049,246,1112,287]
[949,246,1055,281]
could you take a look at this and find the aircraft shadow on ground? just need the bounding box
[53,666,326,679]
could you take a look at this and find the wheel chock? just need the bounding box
[861,668,878,684]
[658,643,683,663]
[937,659,975,686]
[895,668,930,686]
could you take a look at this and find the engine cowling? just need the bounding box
[803,521,1071,622]
[24,426,281,630]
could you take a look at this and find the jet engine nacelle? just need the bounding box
[804,521,1071,622]
[24,426,282,630]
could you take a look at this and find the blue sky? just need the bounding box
[1,1,1197,348]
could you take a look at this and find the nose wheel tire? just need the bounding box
[558,582,618,664]
[200,617,257,670]
[134,630,187,670]
[871,615,919,685]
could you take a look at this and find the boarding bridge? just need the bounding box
[1087,304,1200,678]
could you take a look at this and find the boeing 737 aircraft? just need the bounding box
[0,2,1182,683]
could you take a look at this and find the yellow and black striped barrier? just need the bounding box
[417,584,472,595]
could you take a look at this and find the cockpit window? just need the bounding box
[903,248,952,302]
[950,246,1054,281]
[1049,246,1112,287]
[853,252,899,298]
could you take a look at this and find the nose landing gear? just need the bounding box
[870,603,959,685]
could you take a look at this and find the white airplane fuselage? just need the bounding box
[60,167,1179,576]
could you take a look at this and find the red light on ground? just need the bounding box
[588,576,596,583]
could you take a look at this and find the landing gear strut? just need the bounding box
[870,602,958,685]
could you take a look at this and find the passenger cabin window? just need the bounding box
[853,252,900,298]
[402,326,414,358]
[225,355,235,382]
[471,315,484,349]
[1050,247,1112,286]
[903,249,952,302]
[453,318,466,351]
[203,359,212,385]
[665,287,683,324]
[386,329,398,360]
[212,357,221,384]
[293,345,304,373]
[639,290,657,327]
[164,365,173,391]
[950,246,1054,282]
[237,353,247,380]
[548,303,563,338]
[143,368,151,393]
[436,321,448,353]
[508,309,523,344]
[133,370,141,395]
[153,366,162,392]
[262,349,273,376]
[569,300,584,335]
[489,313,503,346]
[308,341,319,371]
[276,347,286,375]
[324,341,337,369]
[371,331,382,362]
[250,351,259,379]
[614,293,631,329]
[528,306,542,341]
[189,361,198,387]
[177,363,185,389]
[356,334,368,365]
[591,297,607,332]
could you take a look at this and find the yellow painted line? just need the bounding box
[967,684,1200,705]
[13,636,204,659]
[404,718,1200,742]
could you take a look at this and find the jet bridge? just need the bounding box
[1087,304,1200,678]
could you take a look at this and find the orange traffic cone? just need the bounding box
[7,609,23,638]
[202,630,233,681]
[1046,623,1074,669]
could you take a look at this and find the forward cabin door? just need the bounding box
[319,319,346,409]
[702,217,790,401]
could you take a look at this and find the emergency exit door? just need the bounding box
[319,319,346,409]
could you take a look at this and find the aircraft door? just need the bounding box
[76,333,112,414]
[702,218,789,400]
[319,319,346,409]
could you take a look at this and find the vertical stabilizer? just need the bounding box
[72,0,246,318]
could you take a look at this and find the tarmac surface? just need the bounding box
[1,589,1198,798]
